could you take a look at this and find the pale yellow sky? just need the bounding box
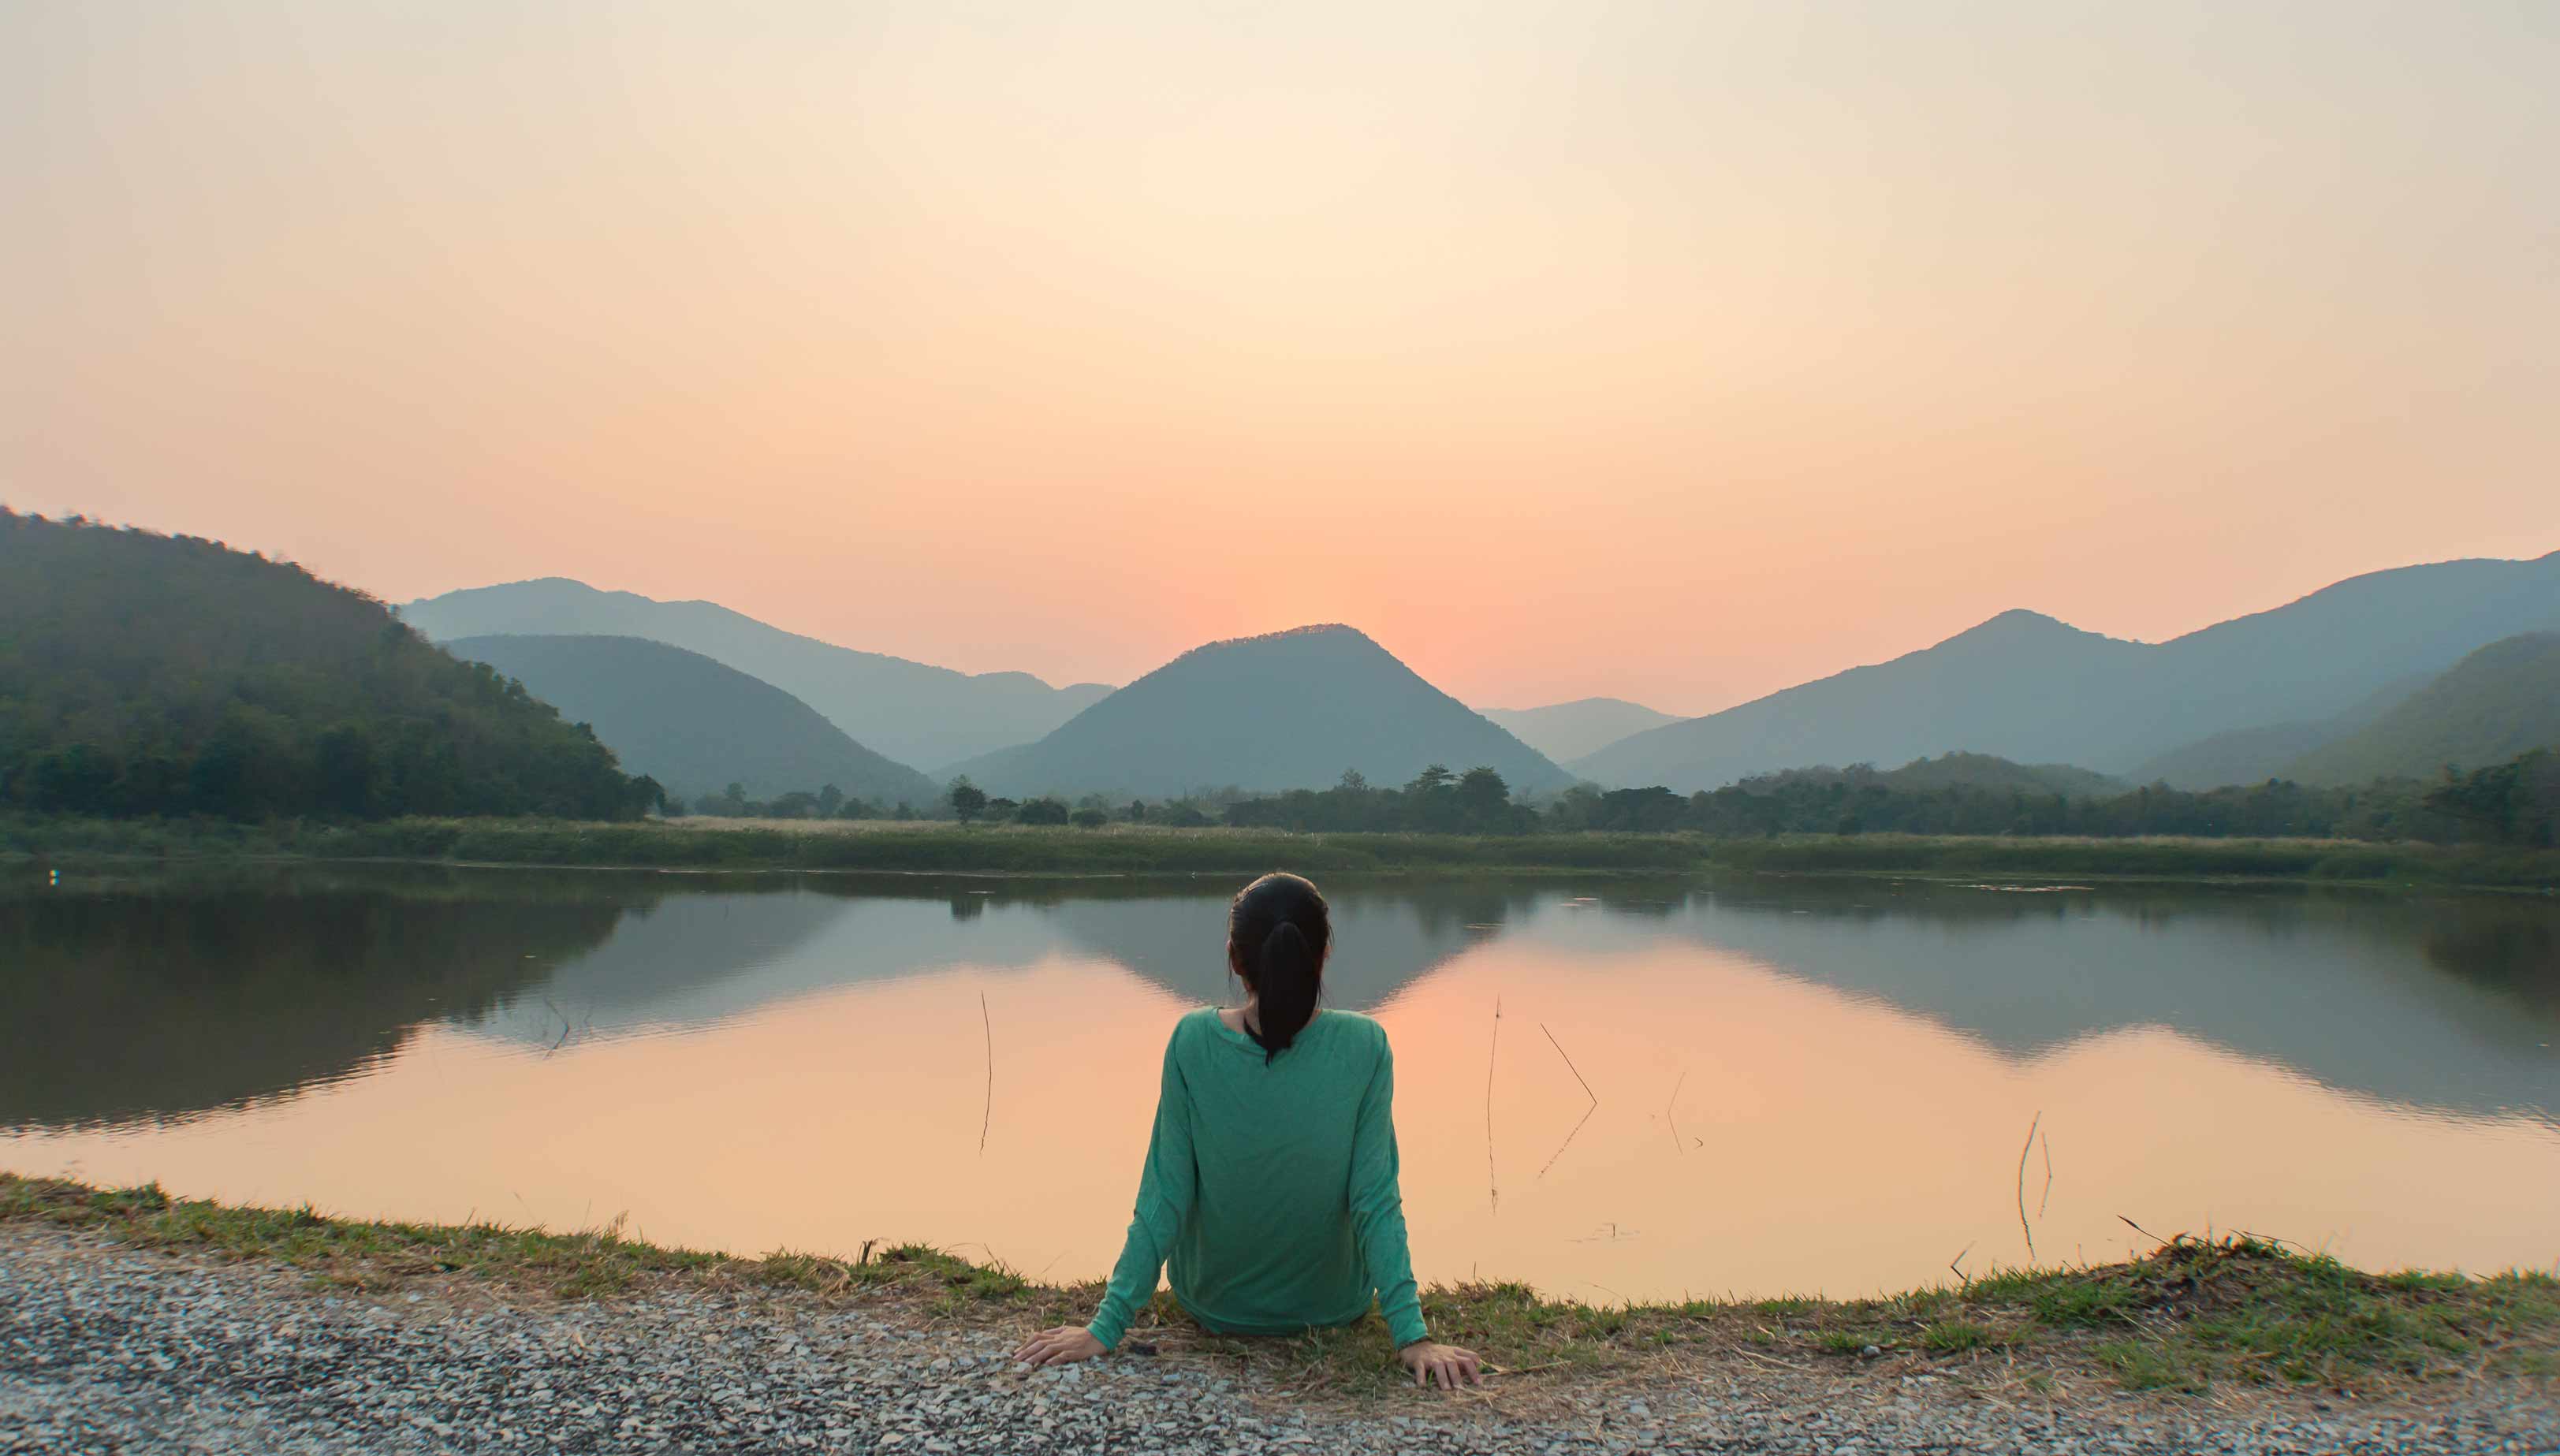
[6,2,2554,713]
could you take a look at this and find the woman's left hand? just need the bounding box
[1014,1325,1107,1368]
[1397,1339,1485,1389]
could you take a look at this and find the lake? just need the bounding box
[5,865,2554,1305]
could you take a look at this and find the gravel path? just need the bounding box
[4,1227,2554,1455]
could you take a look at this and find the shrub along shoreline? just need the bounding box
[2,815,2556,888]
[3,1174,2552,1398]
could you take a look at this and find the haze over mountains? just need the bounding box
[942,625,1571,799]
[447,635,942,808]
[1481,698,1682,763]
[401,579,1111,770]
[1574,554,2560,793]
[394,550,2559,803]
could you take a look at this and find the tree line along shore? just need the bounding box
[6,815,2556,888]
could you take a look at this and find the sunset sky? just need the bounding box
[6,2,2553,714]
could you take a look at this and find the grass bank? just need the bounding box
[5,814,2556,888]
[6,1174,2552,1400]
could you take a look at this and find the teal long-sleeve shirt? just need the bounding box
[1086,1007,1428,1350]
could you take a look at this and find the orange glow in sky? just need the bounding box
[6,2,2554,713]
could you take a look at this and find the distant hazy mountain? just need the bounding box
[2279,633,2560,786]
[941,624,1571,799]
[449,635,941,807]
[1573,553,2560,791]
[402,579,1112,769]
[1481,698,1683,763]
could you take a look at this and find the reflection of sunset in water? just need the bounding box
[7,872,2554,1301]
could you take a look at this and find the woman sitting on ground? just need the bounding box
[1014,872,1484,1389]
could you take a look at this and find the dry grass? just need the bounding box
[8,1173,2553,1407]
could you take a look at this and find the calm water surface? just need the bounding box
[5,866,2555,1302]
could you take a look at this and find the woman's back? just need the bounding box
[1162,1007,1411,1337]
[1019,872,1476,1390]
[1083,1006,1424,1348]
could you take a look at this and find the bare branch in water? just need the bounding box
[2039,1131,2054,1220]
[1485,996,1501,1214]
[1541,1023,1599,1108]
[1666,1068,1688,1156]
[1536,1103,1597,1182]
[978,990,993,1156]
[2016,1110,2043,1263]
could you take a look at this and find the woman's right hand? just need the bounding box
[1396,1339,1484,1389]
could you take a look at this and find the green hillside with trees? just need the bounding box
[0,511,661,821]
[447,635,940,810]
[2280,633,2560,785]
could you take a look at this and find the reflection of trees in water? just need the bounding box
[1,869,647,1129]
[2420,910,2559,1014]
[1654,878,2560,1125]
[18,865,2554,1134]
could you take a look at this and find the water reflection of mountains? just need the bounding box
[4,868,2552,1130]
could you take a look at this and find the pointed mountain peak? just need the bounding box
[1936,609,2091,647]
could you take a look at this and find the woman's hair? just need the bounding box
[1228,871,1330,1061]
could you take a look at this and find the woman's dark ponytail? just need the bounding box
[1230,873,1330,1062]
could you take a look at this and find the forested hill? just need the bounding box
[0,511,660,820]
[447,635,941,808]
[2281,633,2560,785]
[943,624,1571,799]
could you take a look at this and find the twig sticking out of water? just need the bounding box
[1541,1023,1598,1108]
[1532,1022,1600,1182]
[2016,1110,2042,1263]
[2039,1132,2054,1220]
[978,990,993,1156]
[1485,996,1501,1214]
[1537,1103,1596,1182]
[1666,1069,1688,1156]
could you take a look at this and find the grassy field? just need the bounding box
[6,1173,2551,1400]
[4,814,2556,887]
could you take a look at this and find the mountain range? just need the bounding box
[446,635,943,808]
[391,550,2559,803]
[401,579,1111,770]
[940,624,1571,799]
[1573,553,2560,792]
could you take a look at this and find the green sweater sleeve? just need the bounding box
[1348,1037,1429,1348]
[1086,1027,1198,1350]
